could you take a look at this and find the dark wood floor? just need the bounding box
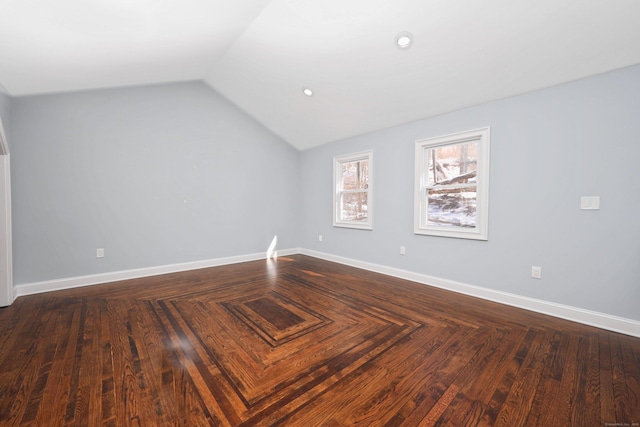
[0,255,638,426]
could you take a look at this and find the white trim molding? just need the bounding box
[300,249,640,338]
[12,247,640,338]
[14,248,300,298]
[0,116,13,307]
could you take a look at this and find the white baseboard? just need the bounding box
[14,248,300,298]
[13,247,639,338]
[300,249,640,338]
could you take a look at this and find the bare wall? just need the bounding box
[300,64,640,321]
[7,66,640,323]
[11,82,301,284]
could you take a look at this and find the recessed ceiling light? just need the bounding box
[302,87,314,97]
[395,31,413,49]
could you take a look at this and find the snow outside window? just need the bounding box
[414,128,490,240]
[333,150,373,230]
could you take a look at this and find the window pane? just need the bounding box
[334,150,373,230]
[427,187,476,228]
[341,192,368,221]
[415,127,489,239]
[342,160,369,190]
[427,141,477,186]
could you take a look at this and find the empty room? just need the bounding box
[1,1,639,425]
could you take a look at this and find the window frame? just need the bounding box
[333,150,373,230]
[414,127,490,240]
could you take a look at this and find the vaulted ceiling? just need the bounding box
[1,0,639,150]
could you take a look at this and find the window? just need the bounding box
[333,150,373,230]
[414,127,490,240]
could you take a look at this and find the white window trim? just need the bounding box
[333,150,373,230]
[414,127,490,240]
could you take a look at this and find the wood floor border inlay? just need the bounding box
[0,255,638,426]
[221,290,332,347]
[152,273,424,418]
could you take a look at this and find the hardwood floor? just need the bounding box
[0,255,638,426]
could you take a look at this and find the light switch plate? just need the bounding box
[531,266,542,279]
[580,196,600,210]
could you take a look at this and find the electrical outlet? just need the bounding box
[400,246,406,255]
[96,248,105,258]
[318,234,323,242]
[531,266,541,279]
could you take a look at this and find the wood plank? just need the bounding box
[488,329,548,426]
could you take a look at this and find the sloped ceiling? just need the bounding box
[1,0,639,150]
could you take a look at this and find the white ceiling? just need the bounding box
[1,0,639,150]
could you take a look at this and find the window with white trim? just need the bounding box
[333,150,373,230]
[414,127,490,240]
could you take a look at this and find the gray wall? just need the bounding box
[7,66,640,322]
[11,82,300,284]
[300,64,640,321]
